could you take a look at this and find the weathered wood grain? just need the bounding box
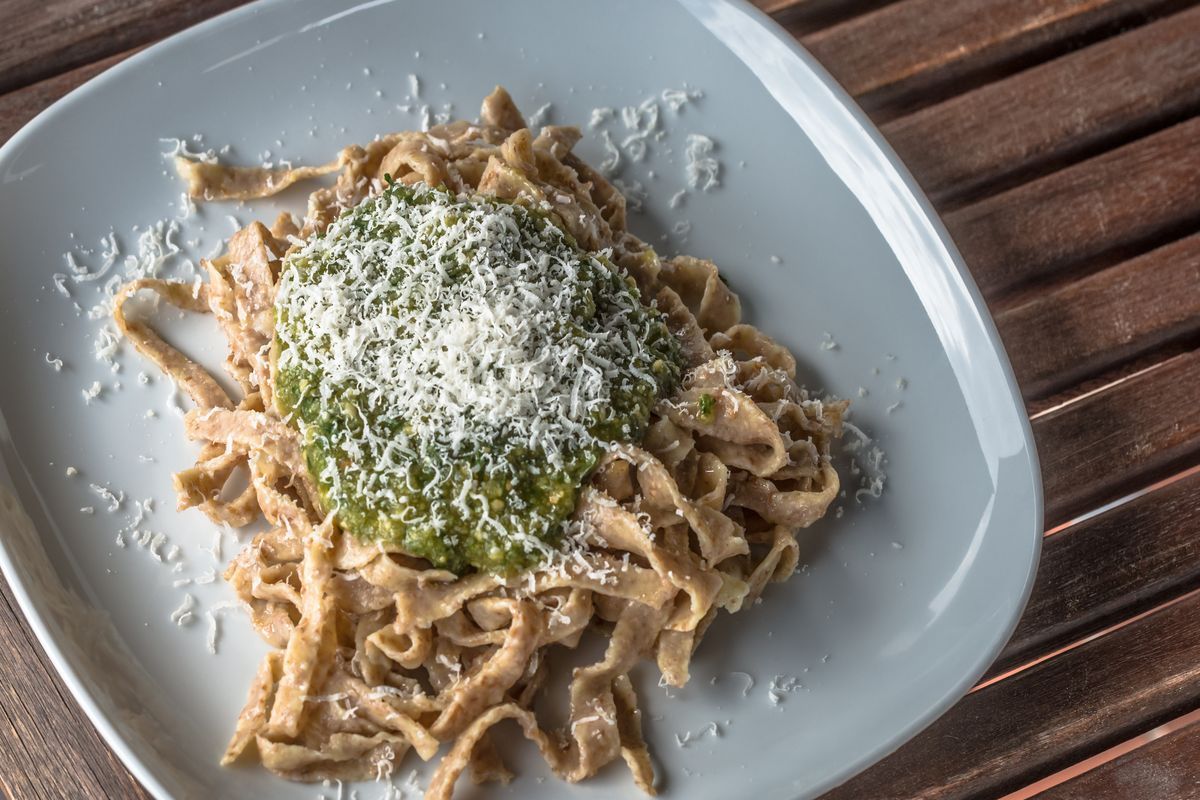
[944,116,1200,298]
[823,588,1200,799]
[987,467,1200,679]
[1034,348,1200,527]
[995,233,1200,399]
[0,0,248,96]
[749,0,899,33]
[882,4,1200,205]
[801,0,1185,117]
[0,577,150,799]
[1037,720,1200,799]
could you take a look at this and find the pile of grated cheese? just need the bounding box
[275,182,680,572]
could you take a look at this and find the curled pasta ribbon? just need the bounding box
[117,86,844,798]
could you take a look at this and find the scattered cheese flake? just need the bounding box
[526,102,553,128]
[661,87,703,112]
[160,137,216,164]
[205,601,241,655]
[588,107,614,128]
[728,671,756,696]
[675,721,723,748]
[201,530,223,563]
[89,482,123,512]
[597,130,620,175]
[767,674,803,706]
[684,134,719,190]
[170,593,196,626]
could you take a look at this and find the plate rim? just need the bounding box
[694,0,1044,793]
[0,1,1044,798]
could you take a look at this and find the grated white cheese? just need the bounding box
[88,482,124,512]
[767,674,803,706]
[684,134,719,190]
[276,184,671,530]
[170,593,196,626]
[728,670,755,696]
[201,530,223,563]
[588,107,614,128]
[160,136,217,164]
[675,720,724,748]
[661,87,703,112]
[526,102,553,129]
[597,130,621,176]
[205,600,242,655]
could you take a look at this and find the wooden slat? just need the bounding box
[1037,720,1200,799]
[0,0,248,96]
[822,588,1200,799]
[995,233,1200,398]
[1026,337,1200,418]
[986,467,1200,679]
[801,0,1183,118]
[882,4,1200,205]
[0,51,134,146]
[0,577,149,799]
[749,0,899,33]
[944,116,1200,298]
[1034,348,1200,527]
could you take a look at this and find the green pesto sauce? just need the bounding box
[274,184,682,575]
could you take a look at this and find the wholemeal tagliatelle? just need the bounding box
[114,87,844,798]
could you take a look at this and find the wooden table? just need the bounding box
[2,0,1199,797]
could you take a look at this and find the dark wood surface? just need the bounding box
[1038,720,1200,798]
[0,0,1198,798]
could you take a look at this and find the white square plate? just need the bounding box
[0,1,1042,798]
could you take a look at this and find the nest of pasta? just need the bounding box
[114,87,843,798]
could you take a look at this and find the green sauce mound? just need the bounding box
[274,183,681,574]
